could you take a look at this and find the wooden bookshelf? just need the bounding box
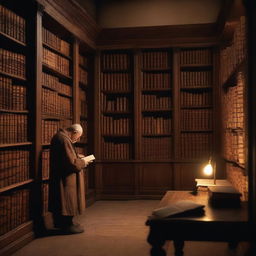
[220,15,248,200]
[0,4,35,253]
[178,48,214,161]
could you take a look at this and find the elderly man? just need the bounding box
[48,123,91,234]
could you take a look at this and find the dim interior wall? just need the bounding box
[96,0,222,28]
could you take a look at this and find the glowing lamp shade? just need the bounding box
[203,163,213,176]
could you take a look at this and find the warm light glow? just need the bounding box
[203,163,213,176]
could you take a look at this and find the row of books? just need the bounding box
[80,100,88,117]
[0,5,26,43]
[101,116,131,135]
[222,73,244,130]
[42,88,72,117]
[101,73,132,91]
[42,149,50,180]
[180,49,212,65]
[0,48,26,79]
[0,149,30,188]
[141,137,172,159]
[223,131,245,165]
[42,183,49,215]
[220,16,247,84]
[142,51,171,69]
[42,27,71,57]
[226,163,248,201]
[180,71,212,87]
[79,67,88,85]
[0,113,27,144]
[101,53,130,70]
[142,116,172,134]
[101,139,131,159]
[79,120,87,143]
[0,76,26,110]
[0,189,30,235]
[181,90,212,107]
[79,54,88,68]
[181,109,213,130]
[142,73,171,89]
[43,47,70,77]
[180,133,212,158]
[142,94,172,110]
[42,72,72,97]
[101,94,131,112]
[42,119,72,144]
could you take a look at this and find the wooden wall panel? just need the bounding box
[138,163,173,195]
[173,163,205,190]
[101,163,135,195]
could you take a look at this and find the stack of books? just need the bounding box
[208,186,241,208]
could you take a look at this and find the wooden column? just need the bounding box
[73,38,80,123]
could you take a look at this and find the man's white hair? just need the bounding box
[68,123,83,134]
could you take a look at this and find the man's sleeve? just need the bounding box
[62,139,86,173]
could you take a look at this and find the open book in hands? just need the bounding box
[81,154,95,163]
[78,154,95,166]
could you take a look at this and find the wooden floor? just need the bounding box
[12,200,248,256]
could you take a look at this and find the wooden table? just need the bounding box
[146,191,249,256]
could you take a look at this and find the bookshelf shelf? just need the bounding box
[224,158,245,170]
[43,42,72,60]
[0,31,26,47]
[181,105,212,109]
[0,70,26,81]
[181,130,213,133]
[222,59,246,89]
[142,134,172,137]
[0,142,32,148]
[42,143,51,147]
[102,134,132,138]
[101,69,130,73]
[79,64,88,70]
[102,111,132,115]
[142,109,172,113]
[142,88,172,92]
[0,109,29,114]
[0,179,34,193]
[180,64,212,68]
[42,84,72,98]
[43,64,72,81]
[41,114,72,120]
[79,82,88,88]
[141,68,172,72]
[180,86,212,90]
[101,90,132,95]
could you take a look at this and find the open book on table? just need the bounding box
[152,200,205,218]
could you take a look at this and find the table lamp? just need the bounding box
[202,157,216,185]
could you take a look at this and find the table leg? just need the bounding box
[147,228,166,256]
[173,240,184,256]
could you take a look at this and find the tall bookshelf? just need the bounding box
[100,50,134,160]
[140,49,173,160]
[179,48,214,160]
[76,49,95,205]
[220,15,248,201]
[0,2,34,253]
[40,15,74,217]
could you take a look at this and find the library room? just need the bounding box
[0,0,256,255]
